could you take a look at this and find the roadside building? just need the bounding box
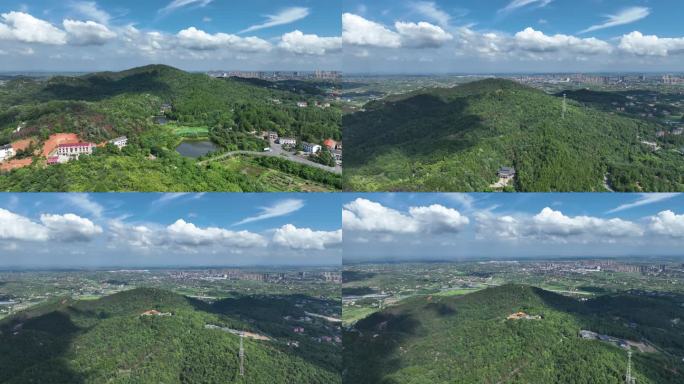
[303,143,322,154]
[56,142,95,157]
[268,131,279,141]
[277,137,297,146]
[297,101,308,108]
[580,330,598,340]
[498,167,516,179]
[332,150,342,162]
[48,155,71,165]
[323,139,337,150]
[0,144,15,161]
[108,136,128,149]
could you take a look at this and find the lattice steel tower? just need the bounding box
[626,350,635,384]
[562,93,567,119]
[239,333,245,377]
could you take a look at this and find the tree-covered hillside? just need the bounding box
[343,79,684,192]
[0,288,341,383]
[0,65,340,144]
[343,284,684,384]
[0,65,341,191]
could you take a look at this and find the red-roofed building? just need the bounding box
[323,139,337,150]
[47,156,60,165]
[56,142,95,157]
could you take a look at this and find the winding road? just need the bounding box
[197,140,341,174]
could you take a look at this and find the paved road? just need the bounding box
[197,140,341,174]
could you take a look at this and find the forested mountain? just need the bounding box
[0,65,340,144]
[343,284,684,384]
[0,65,341,191]
[0,288,341,383]
[343,79,684,192]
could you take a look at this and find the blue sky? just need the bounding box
[0,0,341,71]
[4,0,340,38]
[343,193,684,262]
[343,0,684,73]
[0,193,342,267]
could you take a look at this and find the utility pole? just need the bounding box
[239,333,245,377]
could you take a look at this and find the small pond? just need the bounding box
[176,140,218,158]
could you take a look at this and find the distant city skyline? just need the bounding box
[0,0,341,71]
[343,0,684,73]
[343,193,684,262]
[0,193,342,267]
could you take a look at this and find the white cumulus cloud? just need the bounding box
[166,219,267,248]
[278,30,342,55]
[0,208,50,241]
[40,213,103,242]
[618,31,684,56]
[272,224,342,250]
[395,21,453,48]
[514,27,612,54]
[0,209,102,243]
[343,198,469,234]
[177,27,271,52]
[342,13,401,48]
[476,207,643,242]
[648,211,684,238]
[0,11,67,45]
[63,19,116,46]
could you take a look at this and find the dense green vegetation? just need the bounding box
[561,89,684,119]
[0,288,340,383]
[343,284,684,384]
[0,127,337,191]
[344,79,684,192]
[0,65,341,191]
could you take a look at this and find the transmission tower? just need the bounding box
[625,350,635,384]
[239,333,245,377]
[562,93,567,119]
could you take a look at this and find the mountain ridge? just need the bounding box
[343,284,684,383]
[344,79,684,192]
[0,288,341,383]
